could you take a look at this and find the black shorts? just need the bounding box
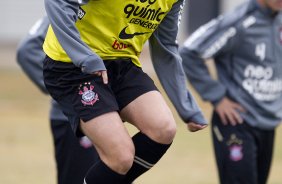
[43,56,158,136]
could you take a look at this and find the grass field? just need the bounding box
[0,67,281,184]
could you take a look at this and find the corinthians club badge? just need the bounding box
[78,82,99,106]
[227,134,243,161]
[229,145,243,161]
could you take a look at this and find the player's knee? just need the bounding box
[154,117,177,144]
[104,139,135,174]
[111,148,135,174]
[162,119,177,143]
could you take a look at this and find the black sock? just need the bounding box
[84,160,124,184]
[122,132,172,184]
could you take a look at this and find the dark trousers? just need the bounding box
[211,112,275,184]
[50,119,99,184]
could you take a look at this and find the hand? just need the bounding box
[187,122,208,132]
[215,97,246,126]
[93,70,108,84]
[81,66,108,85]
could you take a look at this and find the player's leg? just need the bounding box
[50,119,98,184]
[80,111,135,184]
[211,112,258,184]
[256,129,275,184]
[120,90,176,183]
[71,79,135,183]
[109,60,176,183]
[121,90,176,143]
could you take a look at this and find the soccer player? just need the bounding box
[180,0,282,183]
[16,16,99,184]
[42,0,207,183]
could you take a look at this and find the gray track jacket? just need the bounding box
[17,17,68,121]
[180,0,282,129]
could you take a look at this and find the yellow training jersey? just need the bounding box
[43,0,177,67]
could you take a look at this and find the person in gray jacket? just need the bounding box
[42,0,207,183]
[16,17,99,184]
[180,0,282,183]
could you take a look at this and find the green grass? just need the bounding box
[0,69,281,184]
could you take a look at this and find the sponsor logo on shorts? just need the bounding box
[78,82,99,106]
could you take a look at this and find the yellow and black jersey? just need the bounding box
[43,0,176,67]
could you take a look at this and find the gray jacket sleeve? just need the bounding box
[16,17,68,121]
[16,17,49,94]
[44,0,105,74]
[179,12,239,105]
[149,0,207,125]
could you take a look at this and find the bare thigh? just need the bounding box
[80,111,134,174]
[120,91,176,144]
